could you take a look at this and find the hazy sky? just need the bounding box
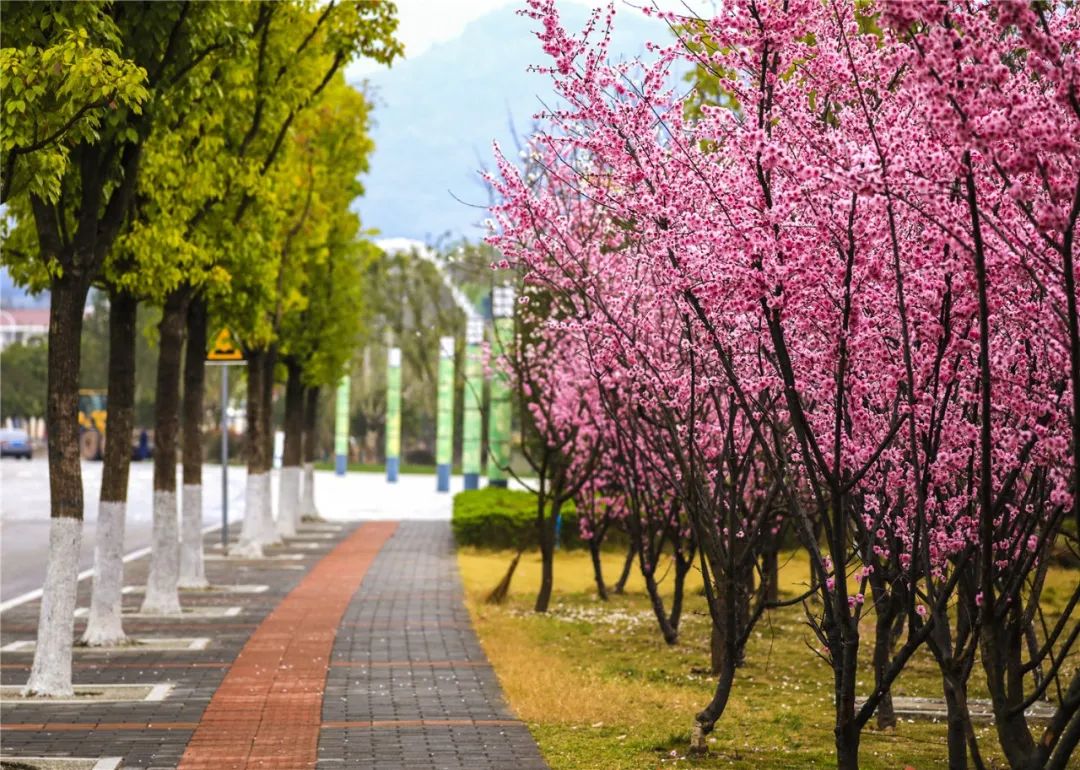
[345,0,711,78]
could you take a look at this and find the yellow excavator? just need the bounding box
[78,389,107,460]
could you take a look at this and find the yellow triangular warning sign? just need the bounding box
[207,328,245,362]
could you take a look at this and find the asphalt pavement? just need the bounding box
[0,457,474,603]
[0,458,245,602]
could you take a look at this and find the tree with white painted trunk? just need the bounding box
[82,289,138,646]
[142,288,188,615]
[300,387,322,521]
[233,350,271,558]
[194,5,400,556]
[2,3,237,695]
[179,297,209,588]
[272,86,382,531]
[277,361,304,537]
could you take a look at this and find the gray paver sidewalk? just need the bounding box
[1,520,547,769]
[320,521,548,769]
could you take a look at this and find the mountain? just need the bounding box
[351,3,674,243]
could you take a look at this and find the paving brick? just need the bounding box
[1,521,548,769]
[320,522,548,769]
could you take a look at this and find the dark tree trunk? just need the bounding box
[534,499,558,613]
[641,558,678,645]
[870,576,897,731]
[47,275,90,518]
[709,573,733,676]
[835,723,861,770]
[982,619,1036,767]
[1044,673,1080,770]
[872,617,897,730]
[614,542,635,595]
[182,297,207,487]
[588,538,608,601]
[942,671,971,770]
[710,623,724,676]
[485,549,523,605]
[101,290,137,503]
[283,361,304,468]
[246,350,269,475]
[834,622,862,770]
[303,386,320,464]
[154,290,188,495]
[737,568,753,666]
[927,608,982,770]
[691,571,739,754]
[670,550,692,633]
[260,347,276,467]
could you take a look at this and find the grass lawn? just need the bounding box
[457,546,1075,769]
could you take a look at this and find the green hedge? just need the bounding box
[452,488,581,549]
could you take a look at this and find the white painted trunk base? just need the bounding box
[277,466,301,537]
[141,490,181,615]
[234,472,267,558]
[300,462,320,520]
[82,500,127,647]
[178,484,208,589]
[24,517,82,696]
[259,471,280,546]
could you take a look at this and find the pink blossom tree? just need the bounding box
[488,1,1079,767]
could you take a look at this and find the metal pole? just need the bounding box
[221,365,229,548]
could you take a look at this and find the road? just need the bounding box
[0,457,246,602]
[0,457,479,603]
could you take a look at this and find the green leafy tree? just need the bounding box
[176,1,402,556]
[0,0,242,695]
[273,76,376,530]
[0,5,148,203]
[0,338,48,420]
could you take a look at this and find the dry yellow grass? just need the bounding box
[458,545,1074,770]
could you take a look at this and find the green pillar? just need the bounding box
[435,336,455,492]
[385,347,402,482]
[488,287,515,487]
[334,374,350,476]
[462,317,484,490]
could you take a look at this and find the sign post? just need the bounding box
[462,318,484,490]
[488,287,515,488]
[220,366,228,546]
[334,375,350,476]
[206,329,245,548]
[435,336,456,493]
[385,348,402,482]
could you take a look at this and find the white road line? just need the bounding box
[0,523,221,615]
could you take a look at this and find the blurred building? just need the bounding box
[0,308,49,351]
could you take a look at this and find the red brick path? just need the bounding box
[177,521,397,770]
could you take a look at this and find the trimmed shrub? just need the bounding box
[452,488,581,549]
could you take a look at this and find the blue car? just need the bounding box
[0,428,32,459]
